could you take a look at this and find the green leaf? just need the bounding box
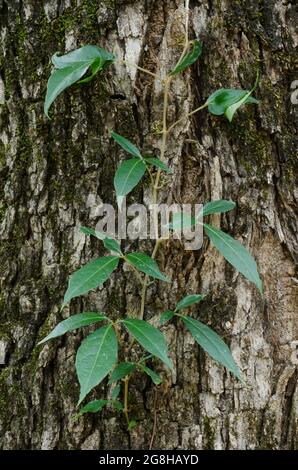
[175,294,205,312]
[145,157,173,174]
[80,226,106,240]
[166,212,196,230]
[52,45,114,69]
[80,226,122,255]
[45,45,114,117]
[114,159,146,197]
[125,252,170,282]
[111,132,142,159]
[63,255,120,305]
[44,64,90,117]
[112,400,124,411]
[181,316,242,381]
[111,383,121,400]
[207,89,258,116]
[159,310,175,325]
[128,420,137,430]
[201,200,236,217]
[225,90,256,122]
[76,324,118,404]
[38,312,108,345]
[170,39,202,75]
[77,399,108,416]
[139,364,162,385]
[204,223,262,293]
[123,319,173,370]
[103,238,122,255]
[109,362,136,383]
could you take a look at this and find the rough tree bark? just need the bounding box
[0,0,297,450]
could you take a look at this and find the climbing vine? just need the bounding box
[39,2,262,433]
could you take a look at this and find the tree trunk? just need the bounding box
[0,0,297,450]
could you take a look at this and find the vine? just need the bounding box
[39,2,262,434]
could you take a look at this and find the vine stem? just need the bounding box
[123,376,130,426]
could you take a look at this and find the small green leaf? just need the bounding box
[145,157,173,174]
[109,362,136,383]
[139,364,162,385]
[166,212,197,230]
[123,318,173,370]
[170,39,202,75]
[175,294,205,312]
[181,316,242,381]
[200,200,236,217]
[159,310,175,325]
[128,420,137,430]
[111,383,121,400]
[207,89,258,116]
[44,64,90,117]
[225,90,256,122]
[111,132,142,159]
[38,312,107,345]
[80,226,105,240]
[204,223,262,293]
[114,159,146,197]
[77,399,108,416]
[103,237,122,255]
[112,400,124,411]
[76,324,118,404]
[125,252,170,282]
[63,255,120,305]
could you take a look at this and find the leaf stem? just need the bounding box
[166,102,208,134]
[119,60,158,79]
[123,376,130,426]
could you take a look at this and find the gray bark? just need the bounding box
[0,0,297,450]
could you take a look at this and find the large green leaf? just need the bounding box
[204,223,262,293]
[125,252,170,282]
[145,157,173,174]
[207,89,258,116]
[45,45,114,117]
[181,316,242,381]
[170,39,202,75]
[44,64,90,117]
[201,200,236,217]
[123,319,173,369]
[76,324,118,404]
[38,312,107,345]
[63,255,120,305]
[175,294,205,312]
[111,132,142,159]
[52,45,114,69]
[109,362,136,383]
[114,158,146,197]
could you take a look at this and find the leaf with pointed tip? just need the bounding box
[114,159,146,197]
[123,318,173,370]
[225,89,257,122]
[44,64,90,117]
[52,45,114,69]
[111,384,121,400]
[181,316,242,381]
[170,39,202,75]
[139,364,162,385]
[111,132,142,159]
[76,324,118,404]
[207,89,258,116]
[204,223,262,293]
[125,252,170,282]
[77,399,108,416]
[175,294,205,312]
[145,157,173,174]
[159,310,175,325]
[166,212,197,231]
[38,312,108,345]
[80,226,106,240]
[63,255,120,305]
[109,362,136,383]
[200,200,236,217]
[103,237,122,255]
